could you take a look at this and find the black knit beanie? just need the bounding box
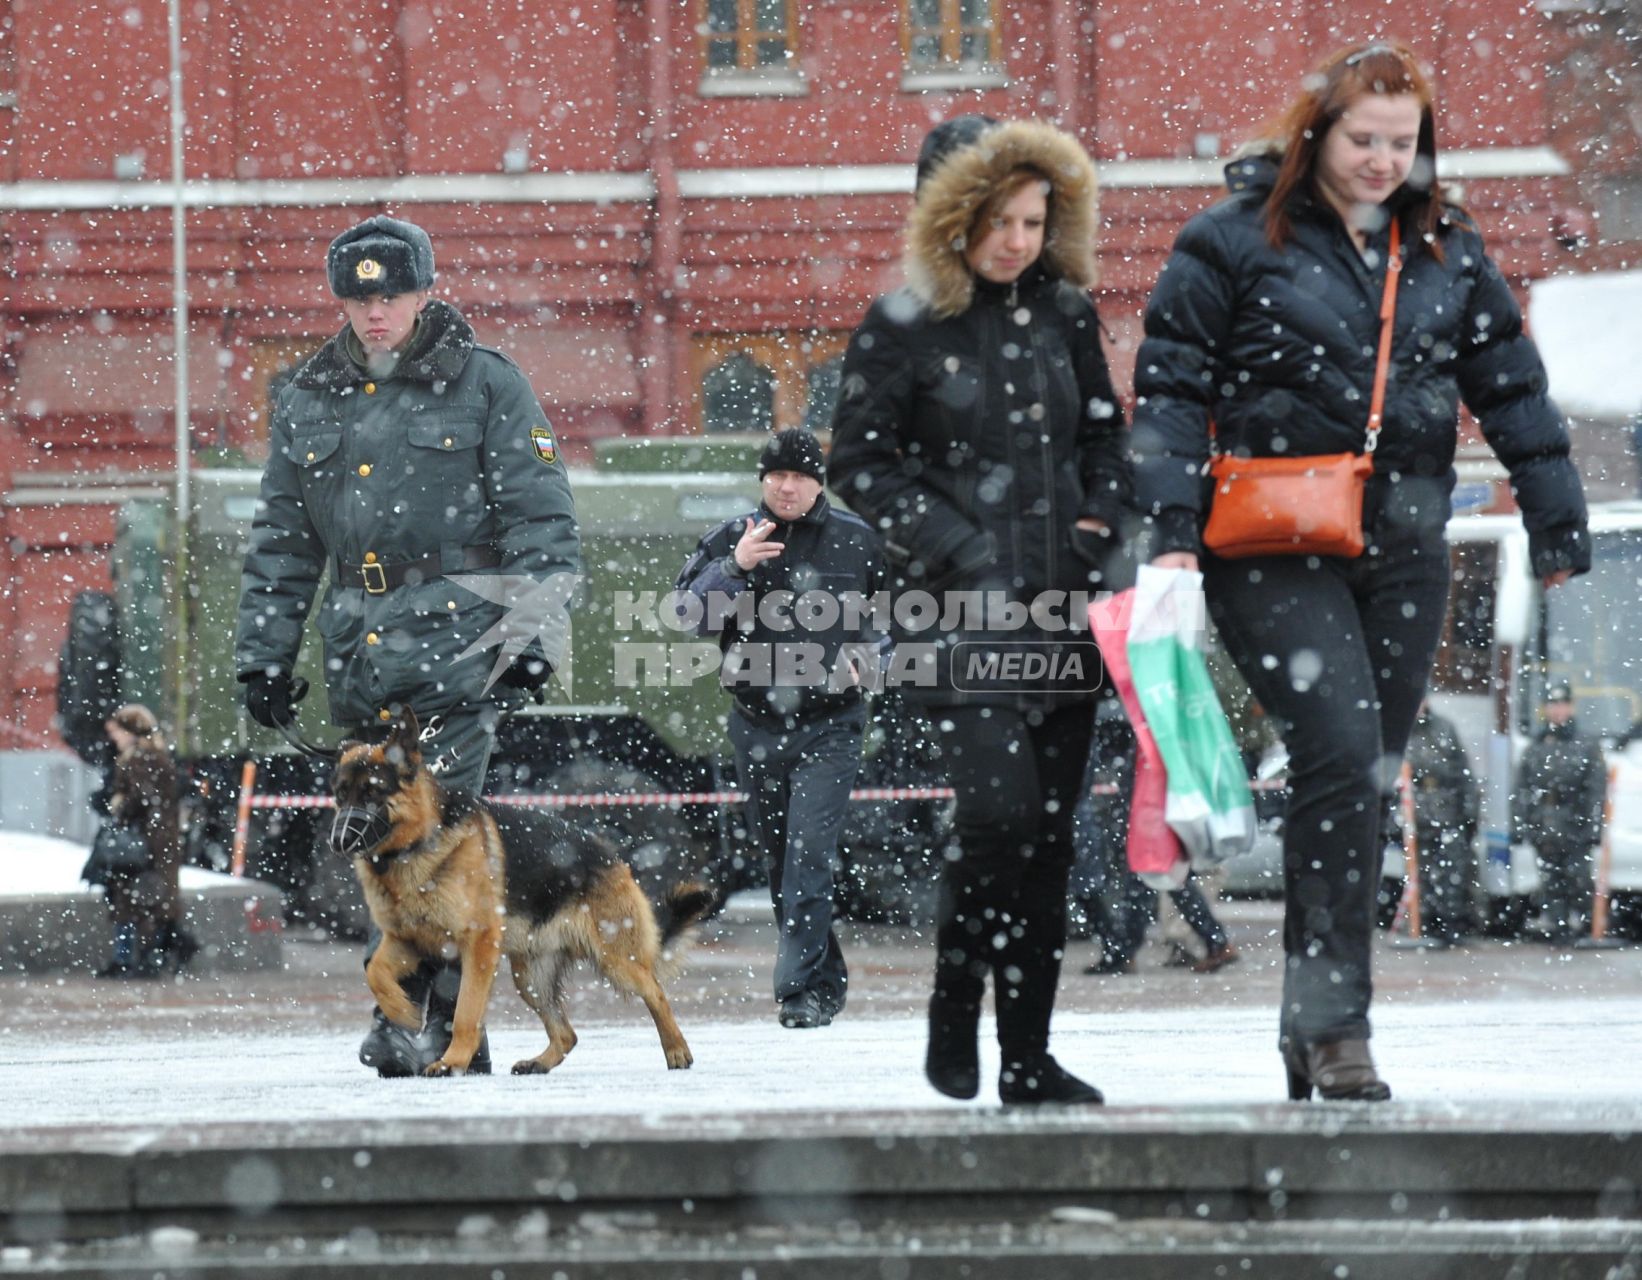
[758,429,826,483]
[326,215,436,299]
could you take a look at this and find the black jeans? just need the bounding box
[1205,526,1448,1048]
[729,704,863,1008]
[930,701,1094,1060]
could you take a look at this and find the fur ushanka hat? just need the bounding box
[326,215,436,300]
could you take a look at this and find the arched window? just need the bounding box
[702,352,775,434]
[804,355,844,433]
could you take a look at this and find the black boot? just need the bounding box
[359,969,440,1077]
[426,963,492,1075]
[999,1055,1105,1106]
[143,923,200,976]
[926,993,981,1099]
[925,878,987,1099]
[995,869,1102,1106]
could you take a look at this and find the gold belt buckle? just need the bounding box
[361,561,388,594]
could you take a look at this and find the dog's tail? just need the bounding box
[653,881,716,978]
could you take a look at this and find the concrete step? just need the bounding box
[4,1213,1639,1277]
[4,1109,1638,1273]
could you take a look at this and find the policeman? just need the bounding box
[235,214,581,1072]
[1511,682,1607,944]
[674,429,886,1030]
[1406,697,1479,946]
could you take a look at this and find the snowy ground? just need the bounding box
[5,830,1641,1131]
[4,983,1639,1130]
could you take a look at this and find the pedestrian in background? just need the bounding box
[100,704,194,977]
[235,214,581,1075]
[830,116,1132,1105]
[1405,697,1479,946]
[1072,705,1238,975]
[1128,40,1589,1100]
[1512,683,1606,944]
[674,428,886,1030]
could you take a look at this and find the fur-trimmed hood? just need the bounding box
[904,119,1099,320]
[294,298,475,392]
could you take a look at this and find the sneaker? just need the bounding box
[778,990,831,1029]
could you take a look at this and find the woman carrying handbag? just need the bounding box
[1129,40,1589,1100]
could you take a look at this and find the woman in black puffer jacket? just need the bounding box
[830,116,1131,1106]
[1130,40,1590,1101]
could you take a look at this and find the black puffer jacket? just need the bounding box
[829,120,1132,710]
[1131,156,1589,578]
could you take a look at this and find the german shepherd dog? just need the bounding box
[327,711,713,1077]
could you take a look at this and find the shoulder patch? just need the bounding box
[530,425,558,465]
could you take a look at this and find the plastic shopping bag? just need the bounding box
[1125,565,1256,868]
[1089,589,1188,886]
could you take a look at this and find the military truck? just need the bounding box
[99,438,950,934]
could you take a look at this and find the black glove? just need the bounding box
[242,669,306,729]
[500,657,552,692]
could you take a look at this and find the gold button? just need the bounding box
[364,382,376,394]
[365,552,378,563]
[366,632,380,646]
[378,708,392,722]
[446,601,457,610]
[443,437,453,448]
[305,451,315,462]
[357,464,372,478]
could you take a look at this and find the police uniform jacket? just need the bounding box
[235,300,581,726]
[1406,708,1478,837]
[1511,719,1607,853]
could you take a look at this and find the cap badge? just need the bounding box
[356,258,383,282]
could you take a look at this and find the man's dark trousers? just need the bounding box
[729,702,864,1012]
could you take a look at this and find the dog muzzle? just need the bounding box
[329,805,395,859]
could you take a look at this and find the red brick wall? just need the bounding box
[0,0,1617,744]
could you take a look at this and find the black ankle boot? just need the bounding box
[426,966,491,1075]
[1282,1036,1391,1102]
[925,995,981,1099]
[999,1055,1105,1106]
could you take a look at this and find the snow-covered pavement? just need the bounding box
[4,996,1639,1132]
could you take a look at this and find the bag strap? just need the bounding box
[1364,219,1402,455]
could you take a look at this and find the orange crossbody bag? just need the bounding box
[1202,220,1401,559]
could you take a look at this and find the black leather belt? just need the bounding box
[338,545,501,594]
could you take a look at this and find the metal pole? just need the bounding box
[167,0,191,753]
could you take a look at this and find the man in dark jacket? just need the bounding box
[1405,698,1479,945]
[1512,683,1607,944]
[235,214,581,1073]
[675,429,886,1029]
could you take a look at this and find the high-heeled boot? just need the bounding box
[1282,1037,1392,1102]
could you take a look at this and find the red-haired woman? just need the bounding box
[1130,41,1588,1099]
